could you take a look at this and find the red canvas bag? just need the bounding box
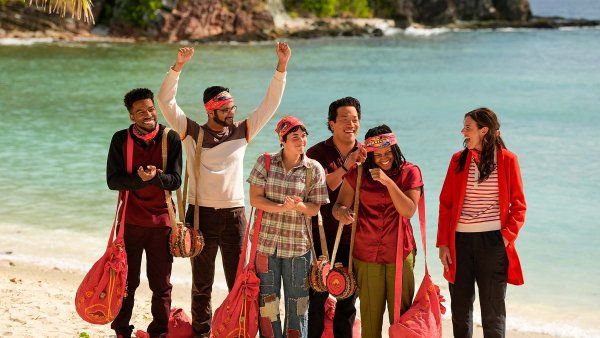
[321,297,361,338]
[135,307,193,338]
[75,130,134,324]
[389,187,446,338]
[210,153,272,338]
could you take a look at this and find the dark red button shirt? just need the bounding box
[344,162,423,264]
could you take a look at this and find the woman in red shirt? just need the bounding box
[437,108,526,338]
[333,124,423,338]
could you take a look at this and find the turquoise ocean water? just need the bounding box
[1,1,599,336]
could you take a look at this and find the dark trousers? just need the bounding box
[308,242,357,338]
[187,205,246,338]
[450,231,508,338]
[112,224,173,338]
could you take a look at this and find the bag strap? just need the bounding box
[330,164,362,267]
[302,165,319,263]
[191,128,205,230]
[161,128,179,228]
[347,164,362,275]
[239,152,271,272]
[392,179,427,324]
[109,130,134,247]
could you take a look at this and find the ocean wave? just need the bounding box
[0,38,54,46]
[402,26,451,37]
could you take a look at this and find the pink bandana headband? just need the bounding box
[204,91,234,112]
[365,133,397,152]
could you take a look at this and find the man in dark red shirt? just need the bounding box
[106,88,182,338]
[306,97,367,338]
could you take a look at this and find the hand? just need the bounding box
[336,206,354,225]
[503,236,509,247]
[172,47,194,72]
[369,168,392,186]
[439,246,452,272]
[282,196,297,211]
[275,42,291,72]
[289,195,304,211]
[137,165,157,182]
[344,146,368,169]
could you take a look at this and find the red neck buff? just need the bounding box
[132,123,159,142]
[205,91,234,112]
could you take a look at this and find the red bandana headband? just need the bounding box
[204,91,234,112]
[365,133,397,152]
[275,116,304,138]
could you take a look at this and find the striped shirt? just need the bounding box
[247,151,329,258]
[457,157,501,232]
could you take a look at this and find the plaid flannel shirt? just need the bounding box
[247,151,329,258]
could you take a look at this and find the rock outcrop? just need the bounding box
[378,0,531,26]
[0,2,91,39]
[159,0,275,42]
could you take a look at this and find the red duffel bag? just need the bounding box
[75,131,134,324]
[210,153,272,338]
[389,188,446,338]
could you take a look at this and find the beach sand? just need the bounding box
[0,225,555,337]
[1,259,555,338]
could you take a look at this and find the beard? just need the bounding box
[136,118,157,133]
[213,114,233,127]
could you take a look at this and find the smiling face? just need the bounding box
[129,98,157,132]
[329,106,360,144]
[462,115,489,151]
[282,127,308,156]
[372,146,394,171]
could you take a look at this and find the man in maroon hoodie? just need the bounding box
[106,88,182,337]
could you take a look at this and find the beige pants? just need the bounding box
[353,251,416,338]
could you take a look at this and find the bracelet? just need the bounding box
[340,164,348,172]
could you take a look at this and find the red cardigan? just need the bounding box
[436,148,526,285]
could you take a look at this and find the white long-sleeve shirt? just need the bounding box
[157,68,286,208]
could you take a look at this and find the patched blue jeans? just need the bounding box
[256,250,311,338]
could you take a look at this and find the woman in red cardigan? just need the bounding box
[437,107,526,338]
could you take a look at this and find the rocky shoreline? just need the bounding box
[0,1,598,43]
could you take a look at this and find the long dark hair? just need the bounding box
[364,124,406,177]
[458,107,506,182]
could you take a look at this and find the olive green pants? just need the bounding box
[353,251,415,338]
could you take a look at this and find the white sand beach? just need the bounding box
[1,225,556,338]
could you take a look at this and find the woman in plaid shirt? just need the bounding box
[247,116,329,338]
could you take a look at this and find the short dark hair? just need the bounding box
[124,88,154,112]
[363,124,406,175]
[203,86,230,104]
[327,96,361,132]
[281,125,308,146]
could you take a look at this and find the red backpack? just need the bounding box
[389,187,446,338]
[210,153,272,338]
[75,131,133,324]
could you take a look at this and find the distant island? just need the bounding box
[1,0,598,41]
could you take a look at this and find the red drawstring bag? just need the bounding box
[389,188,446,338]
[135,307,193,338]
[210,153,272,338]
[321,297,361,338]
[75,131,134,324]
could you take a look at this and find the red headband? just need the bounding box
[204,91,233,112]
[275,116,304,138]
[365,133,397,152]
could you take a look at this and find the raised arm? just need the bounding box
[157,47,195,136]
[246,42,291,141]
